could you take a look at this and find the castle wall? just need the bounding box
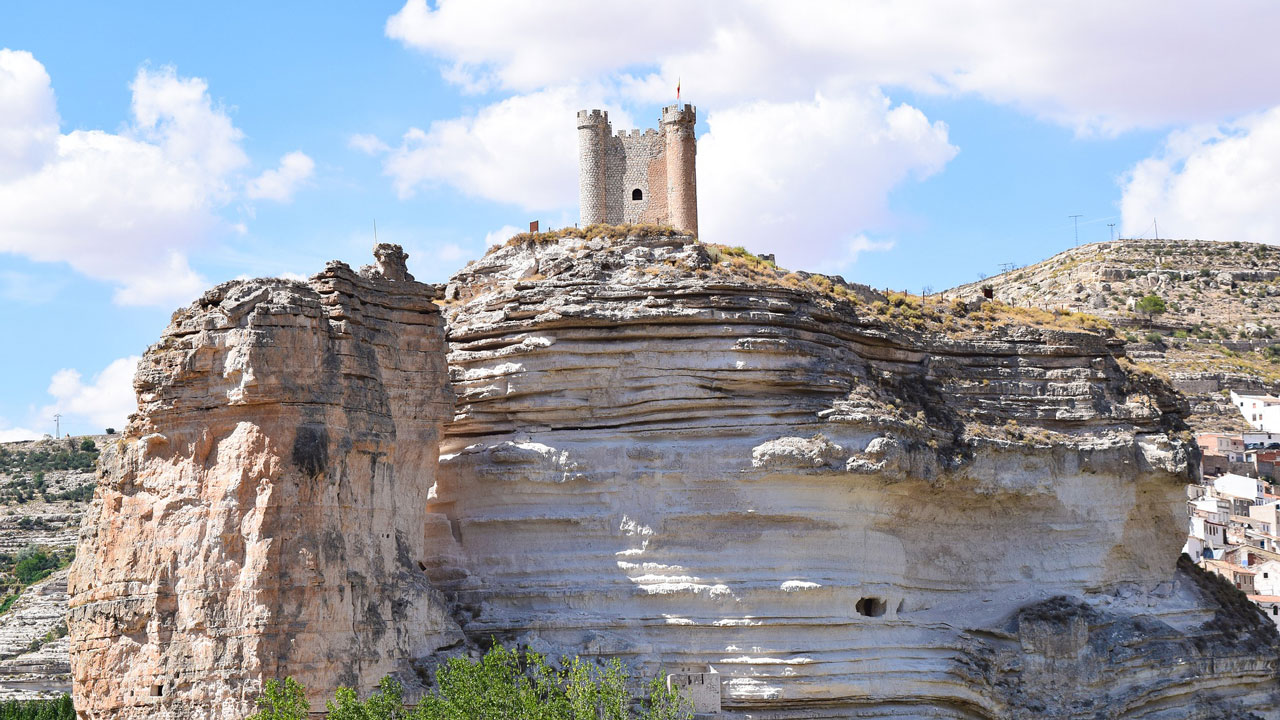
[619,130,663,224]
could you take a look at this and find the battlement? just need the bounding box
[577,109,611,128]
[616,128,660,141]
[661,103,696,125]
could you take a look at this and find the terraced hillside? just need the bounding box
[951,239,1280,430]
[0,436,103,700]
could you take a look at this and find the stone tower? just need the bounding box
[577,104,698,235]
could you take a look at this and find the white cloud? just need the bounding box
[699,92,955,270]
[0,56,253,307]
[246,150,315,202]
[483,224,522,246]
[385,0,1280,134]
[844,235,897,267]
[0,50,58,182]
[40,356,140,434]
[0,429,40,443]
[380,85,626,209]
[349,133,390,155]
[1120,106,1280,244]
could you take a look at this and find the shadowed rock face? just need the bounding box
[432,233,1280,718]
[68,247,462,719]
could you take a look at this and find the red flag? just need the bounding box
[677,78,681,101]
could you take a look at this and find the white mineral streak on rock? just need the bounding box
[434,233,1280,718]
[68,246,463,719]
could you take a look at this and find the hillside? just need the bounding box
[950,239,1280,430]
[0,436,102,700]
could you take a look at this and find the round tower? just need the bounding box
[661,104,698,236]
[577,110,610,227]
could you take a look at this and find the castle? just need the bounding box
[577,104,698,235]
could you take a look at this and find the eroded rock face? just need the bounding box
[68,246,462,719]
[434,233,1280,718]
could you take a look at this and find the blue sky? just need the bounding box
[2,1,1279,438]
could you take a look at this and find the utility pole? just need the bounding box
[1108,223,1116,242]
[1154,218,1159,241]
[1069,215,1083,246]
[53,413,61,439]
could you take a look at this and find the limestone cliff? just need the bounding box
[67,232,1280,719]
[431,232,1280,718]
[68,247,462,719]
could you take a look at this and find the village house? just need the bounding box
[1232,391,1280,432]
[1252,559,1280,596]
[1201,558,1258,593]
[1215,473,1264,515]
[1248,595,1280,626]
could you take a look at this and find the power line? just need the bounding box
[1108,223,1116,242]
[1068,215,1083,246]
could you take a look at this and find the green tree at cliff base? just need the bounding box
[251,643,692,720]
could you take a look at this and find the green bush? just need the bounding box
[1135,294,1166,315]
[249,678,311,720]
[0,695,75,719]
[255,644,691,720]
[13,549,59,585]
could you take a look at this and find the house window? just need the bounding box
[632,188,643,201]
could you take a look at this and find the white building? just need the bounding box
[1253,559,1280,596]
[1214,473,1265,514]
[1248,595,1280,626]
[1232,391,1280,432]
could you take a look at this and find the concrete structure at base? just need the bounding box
[577,104,698,235]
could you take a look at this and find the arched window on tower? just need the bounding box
[632,188,643,201]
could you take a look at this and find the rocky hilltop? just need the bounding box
[951,239,1280,430]
[67,233,1280,719]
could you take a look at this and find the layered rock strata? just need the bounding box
[432,233,1280,718]
[68,246,462,719]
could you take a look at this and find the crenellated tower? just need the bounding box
[576,110,611,227]
[661,104,698,236]
[576,104,698,235]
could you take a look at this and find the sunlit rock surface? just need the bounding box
[68,247,462,719]
[432,232,1280,718]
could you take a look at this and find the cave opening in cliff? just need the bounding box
[856,597,887,617]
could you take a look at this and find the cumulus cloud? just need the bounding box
[385,0,1280,133]
[246,151,315,202]
[40,356,140,434]
[699,92,955,270]
[378,85,628,209]
[0,50,58,182]
[0,51,300,307]
[1120,107,1280,244]
[0,56,248,306]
